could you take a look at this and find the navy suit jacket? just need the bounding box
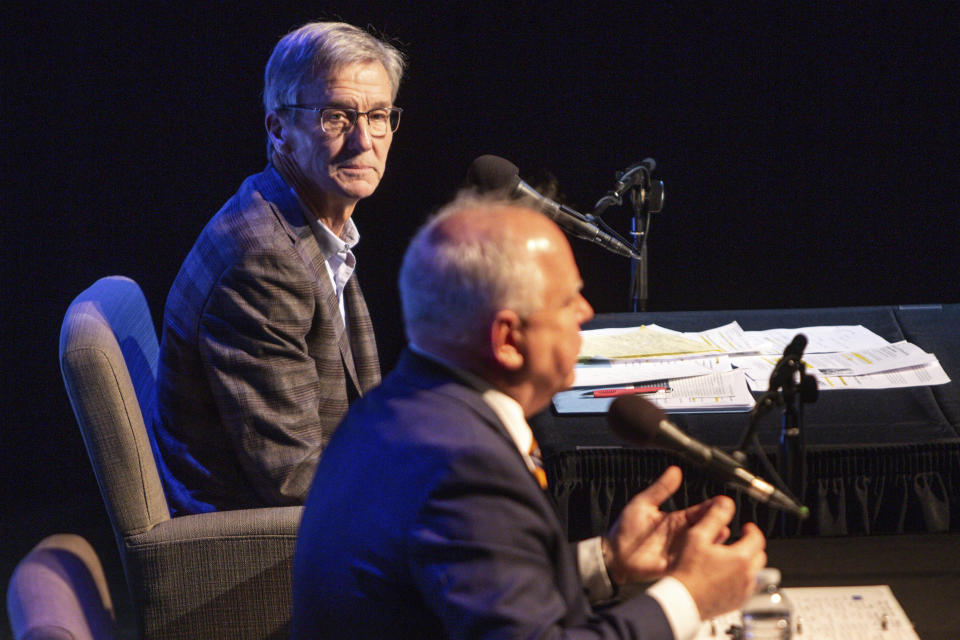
[155,165,380,514]
[292,350,673,639]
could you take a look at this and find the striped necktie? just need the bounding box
[529,436,548,490]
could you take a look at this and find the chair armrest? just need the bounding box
[118,506,302,640]
[7,534,118,640]
[133,505,302,543]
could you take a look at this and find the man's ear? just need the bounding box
[265,110,290,155]
[490,309,525,371]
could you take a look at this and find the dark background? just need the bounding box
[2,0,958,590]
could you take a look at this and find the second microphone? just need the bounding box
[607,394,809,519]
[465,155,640,260]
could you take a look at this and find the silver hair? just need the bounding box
[399,192,546,354]
[263,22,406,113]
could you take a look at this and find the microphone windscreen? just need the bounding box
[607,394,666,446]
[783,333,807,358]
[466,155,520,192]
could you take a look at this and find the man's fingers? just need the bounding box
[689,495,736,537]
[714,525,731,545]
[636,465,682,507]
[732,523,767,578]
[677,498,716,526]
[733,522,766,553]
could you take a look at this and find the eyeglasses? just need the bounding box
[279,105,402,137]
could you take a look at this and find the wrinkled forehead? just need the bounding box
[300,59,397,101]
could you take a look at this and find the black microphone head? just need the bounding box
[466,155,520,193]
[783,333,807,358]
[607,394,665,446]
[769,333,807,389]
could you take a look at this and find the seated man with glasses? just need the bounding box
[153,21,405,514]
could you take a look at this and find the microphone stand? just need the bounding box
[591,160,664,311]
[734,335,817,536]
[777,353,817,536]
[629,171,664,311]
[629,187,651,312]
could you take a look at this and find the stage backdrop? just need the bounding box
[3,3,958,522]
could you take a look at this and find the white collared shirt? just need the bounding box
[302,203,359,328]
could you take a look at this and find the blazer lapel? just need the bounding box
[345,276,381,393]
[258,165,368,396]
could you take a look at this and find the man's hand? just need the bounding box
[668,496,767,620]
[603,465,716,584]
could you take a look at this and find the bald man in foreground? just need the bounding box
[291,193,767,639]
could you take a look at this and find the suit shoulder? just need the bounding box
[162,171,316,331]
[334,379,524,480]
[201,176,299,255]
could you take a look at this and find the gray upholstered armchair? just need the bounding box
[58,276,301,639]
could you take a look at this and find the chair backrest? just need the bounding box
[59,276,170,536]
[6,534,118,640]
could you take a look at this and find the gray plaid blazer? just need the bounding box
[154,165,381,515]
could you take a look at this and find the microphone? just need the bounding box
[607,394,809,519]
[593,158,662,215]
[769,333,817,402]
[767,333,806,390]
[466,155,640,260]
[782,333,807,359]
[609,158,656,202]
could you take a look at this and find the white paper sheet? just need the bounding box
[694,584,920,640]
[743,325,891,354]
[554,369,755,414]
[572,356,729,388]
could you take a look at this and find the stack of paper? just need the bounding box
[735,326,950,391]
[553,322,950,414]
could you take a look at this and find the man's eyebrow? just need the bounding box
[322,98,393,109]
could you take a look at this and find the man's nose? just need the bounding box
[578,295,594,324]
[346,116,374,150]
